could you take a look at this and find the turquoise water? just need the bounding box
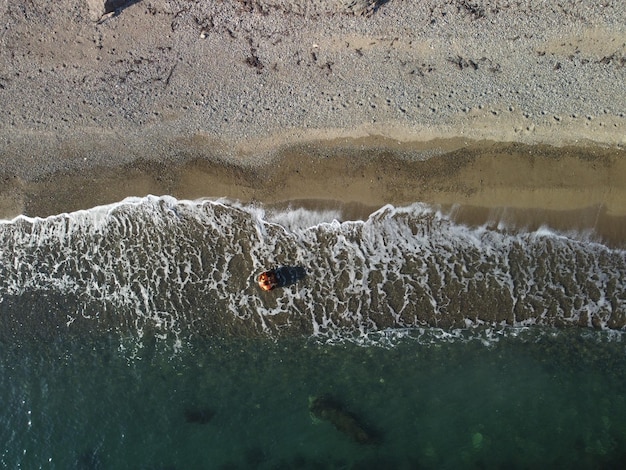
[2,330,626,469]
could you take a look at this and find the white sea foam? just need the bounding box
[1,196,625,345]
[265,206,343,231]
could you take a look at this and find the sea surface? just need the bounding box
[1,196,626,469]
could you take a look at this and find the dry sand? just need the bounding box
[1,0,625,224]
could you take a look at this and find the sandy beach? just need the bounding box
[1,0,625,221]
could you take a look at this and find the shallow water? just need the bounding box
[1,197,625,341]
[1,197,626,468]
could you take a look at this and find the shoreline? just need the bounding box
[2,137,626,247]
[4,137,626,216]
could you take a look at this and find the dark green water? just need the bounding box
[2,330,626,469]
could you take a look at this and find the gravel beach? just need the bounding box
[1,0,625,217]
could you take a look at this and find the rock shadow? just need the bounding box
[258,266,307,291]
[104,0,142,16]
[274,265,307,288]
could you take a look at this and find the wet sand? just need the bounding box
[3,138,625,247]
[6,139,626,216]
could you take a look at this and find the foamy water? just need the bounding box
[1,196,625,344]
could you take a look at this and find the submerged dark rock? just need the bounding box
[308,395,380,445]
[184,408,215,425]
[75,448,103,470]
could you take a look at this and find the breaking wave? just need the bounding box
[1,196,625,344]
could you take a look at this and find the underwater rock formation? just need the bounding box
[75,448,103,470]
[309,395,380,445]
[183,407,215,425]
